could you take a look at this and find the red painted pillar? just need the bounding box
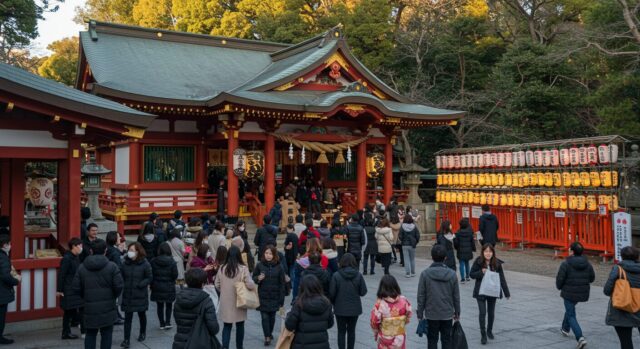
[67,139,82,241]
[264,134,275,211]
[384,139,393,204]
[227,132,239,217]
[0,159,9,216]
[357,141,367,210]
[10,160,24,259]
[128,141,141,205]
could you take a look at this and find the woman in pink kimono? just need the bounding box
[370,275,412,349]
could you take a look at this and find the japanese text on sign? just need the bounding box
[614,212,632,262]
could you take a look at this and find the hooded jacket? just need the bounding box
[285,296,334,349]
[254,224,278,255]
[121,256,153,313]
[71,254,123,329]
[417,262,460,320]
[284,232,299,267]
[172,287,219,349]
[436,233,456,269]
[453,227,476,261]
[57,251,83,310]
[363,226,378,255]
[604,260,640,327]
[479,213,499,245]
[345,223,366,257]
[301,264,331,297]
[399,223,420,248]
[329,267,367,317]
[556,255,595,303]
[150,255,178,303]
[323,249,339,275]
[138,234,159,260]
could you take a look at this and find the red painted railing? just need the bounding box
[244,194,265,226]
[8,257,62,322]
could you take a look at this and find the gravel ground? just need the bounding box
[417,238,615,287]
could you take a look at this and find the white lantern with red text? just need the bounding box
[483,153,491,168]
[579,146,589,166]
[560,148,570,166]
[526,150,535,167]
[505,152,512,167]
[534,149,543,167]
[551,148,560,166]
[587,144,598,165]
[570,145,579,166]
[542,149,551,167]
[28,177,54,207]
[497,152,506,167]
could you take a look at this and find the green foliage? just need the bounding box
[74,0,136,24]
[132,0,174,29]
[38,37,79,86]
[589,74,640,136]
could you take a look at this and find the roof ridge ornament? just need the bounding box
[319,24,344,47]
[89,20,98,41]
[342,81,368,94]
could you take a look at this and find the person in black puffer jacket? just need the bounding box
[301,252,331,297]
[329,253,367,349]
[72,239,124,349]
[138,224,160,261]
[362,213,378,275]
[286,274,335,349]
[345,214,366,267]
[555,242,594,347]
[254,215,278,256]
[57,238,84,339]
[253,245,286,346]
[172,268,220,349]
[453,218,476,283]
[284,224,299,279]
[105,231,125,323]
[151,243,178,330]
[398,215,420,277]
[604,246,640,349]
[435,220,456,271]
[120,242,152,348]
[479,204,499,246]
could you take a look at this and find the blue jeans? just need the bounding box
[562,299,583,340]
[459,259,470,280]
[222,321,245,349]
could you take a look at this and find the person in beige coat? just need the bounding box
[390,215,403,266]
[375,218,394,275]
[215,245,256,349]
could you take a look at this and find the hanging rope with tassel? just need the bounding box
[270,133,369,164]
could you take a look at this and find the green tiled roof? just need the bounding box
[0,62,154,128]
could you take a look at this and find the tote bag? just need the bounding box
[612,267,640,313]
[275,315,294,349]
[478,269,501,298]
[234,267,260,309]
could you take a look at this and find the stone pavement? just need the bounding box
[5,256,636,349]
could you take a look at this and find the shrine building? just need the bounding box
[76,20,464,228]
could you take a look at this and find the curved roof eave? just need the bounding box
[91,84,214,106]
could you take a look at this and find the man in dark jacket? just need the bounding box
[556,242,594,349]
[57,238,84,339]
[479,204,499,246]
[284,224,299,279]
[80,223,99,262]
[329,254,367,349]
[254,215,278,256]
[172,268,220,349]
[72,239,124,349]
[417,245,460,349]
[0,235,19,345]
[345,214,366,267]
[80,207,91,241]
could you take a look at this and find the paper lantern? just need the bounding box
[580,172,591,187]
[28,177,54,206]
[613,171,619,187]
[568,195,578,210]
[553,173,562,187]
[587,144,598,165]
[526,150,535,167]
[543,149,551,167]
[534,149,543,167]
[544,172,553,187]
[505,173,513,186]
[560,148,570,166]
[480,192,487,205]
[559,195,568,210]
[611,144,619,163]
[437,175,443,186]
[600,171,612,187]
[562,172,572,187]
[499,193,508,206]
[507,194,514,206]
[470,154,477,168]
[497,173,505,186]
[460,154,468,168]
[456,192,463,203]
[579,146,588,166]
[470,174,478,186]
[483,153,491,168]
[537,172,546,187]
[465,174,472,187]
[453,155,461,169]
[530,172,539,187]
[451,173,458,185]
[478,153,485,168]
[597,144,610,164]
[444,191,451,202]
[233,148,247,178]
[551,149,560,166]
[514,194,521,207]
[436,156,442,169]
[551,195,560,209]
[245,150,265,179]
[571,172,581,187]
[492,193,499,205]
[533,195,542,209]
[522,173,530,187]
[473,192,481,204]
[511,152,519,167]
[436,191,441,202]
[569,145,580,166]
[477,173,485,186]
[526,194,535,208]
[505,152,512,167]
[588,172,600,187]
[587,195,597,211]
[490,173,498,187]
[517,151,526,167]
[542,194,551,209]
[448,155,456,169]
[366,153,385,178]
[576,195,586,211]
[490,153,497,167]
[612,195,619,210]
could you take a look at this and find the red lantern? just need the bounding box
[542,149,551,167]
[587,144,598,165]
[560,148,570,166]
[579,146,588,166]
[551,148,560,166]
[525,150,534,167]
[534,149,543,167]
[569,145,579,166]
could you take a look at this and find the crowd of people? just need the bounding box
[0,201,638,349]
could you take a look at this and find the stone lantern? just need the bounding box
[401,163,426,206]
[81,156,115,232]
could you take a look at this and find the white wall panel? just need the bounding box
[115,145,130,184]
[0,130,67,148]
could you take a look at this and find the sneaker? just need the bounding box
[577,337,587,349]
[0,337,14,345]
[164,324,173,330]
[561,328,570,337]
[405,274,411,278]
[466,277,471,282]
[159,325,166,330]
[411,273,416,277]
[460,279,466,284]
[61,334,79,340]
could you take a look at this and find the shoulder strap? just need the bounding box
[619,266,627,280]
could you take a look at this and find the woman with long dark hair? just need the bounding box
[454,218,475,283]
[375,218,394,275]
[120,242,152,348]
[285,275,334,349]
[253,245,286,346]
[436,220,456,271]
[398,215,420,277]
[363,212,378,275]
[150,243,178,330]
[330,253,367,349]
[370,275,412,349]
[138,223,159,261]
[470,244,510,345]
[214,245,255,349]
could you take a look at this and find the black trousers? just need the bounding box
[124,311,147,341]
[156,302,173,327]
[477,298,497,332]
[336,315,358,349]
[85,325,113,349]
[260,311,276,338]
[614,326,640,349]
[379,253,392,275]
[427,319,453,349]
[0,304,6,337]
[62,308,84,335]
[362,253,376,273]
[396,244,404,265]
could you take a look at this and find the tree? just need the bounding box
[74,0,136,25]
[38,37,79,86]
[133,0,175,30]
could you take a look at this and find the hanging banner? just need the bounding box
[614,212,632,262]
[462,207,470,218]
[471,206,483,218]
[232,148,246,178]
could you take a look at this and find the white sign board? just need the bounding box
[614,212,632,262]
[471,206,483,219]
[554,211,565,218]
[462,207,470,218]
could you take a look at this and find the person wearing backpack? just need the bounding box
[329,253,367,349]
[172,268,220,349]
[604,246,640,349]
[556,242,594,349]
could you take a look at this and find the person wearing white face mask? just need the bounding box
[57,238,85,340]
[0,235,19,345]
[137,224,159,261]
[190,245,216,284]
[120,242,152,348]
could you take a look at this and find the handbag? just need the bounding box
[452,321,469,349]
[184,301,222,349]
[234,267,260,309]
[612,266,640,313]
[275,315,294,349]
[478,269,501,298]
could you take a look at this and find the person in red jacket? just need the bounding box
[298,218,320,255]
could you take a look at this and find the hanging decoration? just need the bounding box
[335,151,345,164]
[244,151,265,179]
[288,143,294,160]
[347,146,352,163]
[301,146,306,164]
[232,148,247,178]
[366,153,385,178]
[270,133,368,164]
[316,151,329,164]
[28,177,54,206]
